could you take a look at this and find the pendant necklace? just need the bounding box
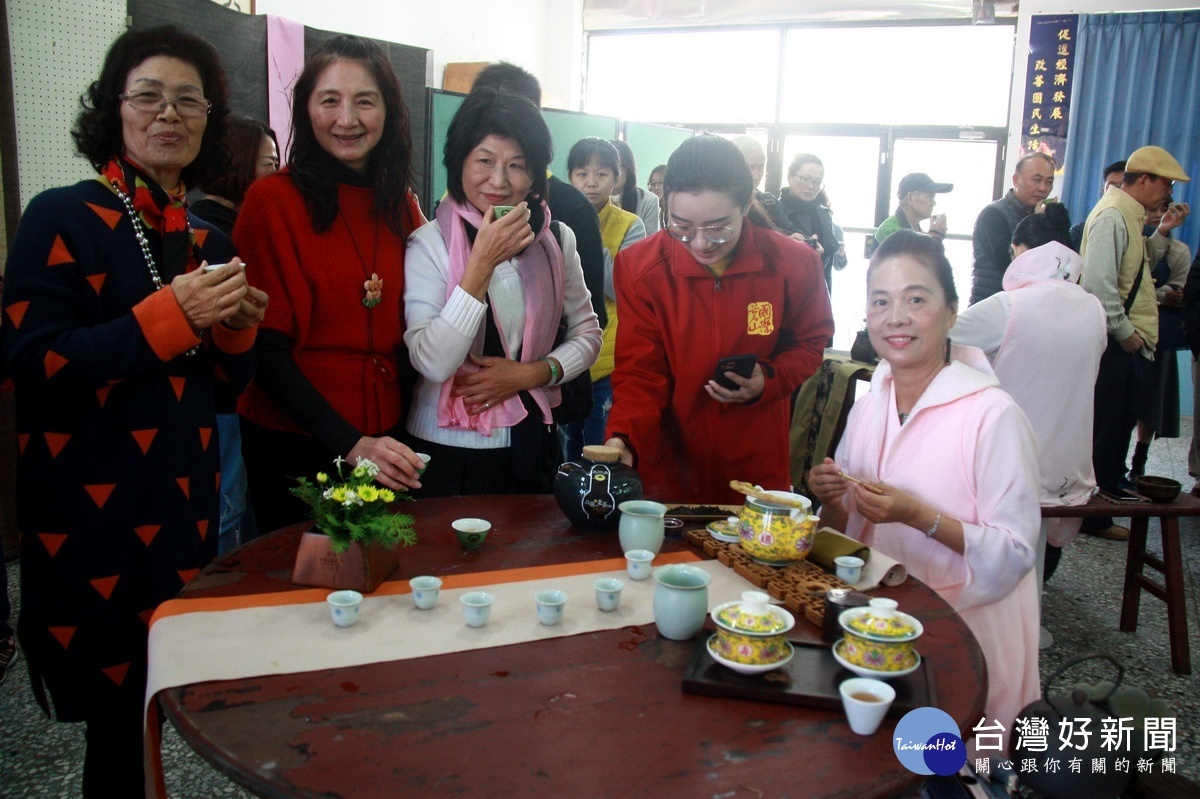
[111,183,200,357]
[341,212,382,309]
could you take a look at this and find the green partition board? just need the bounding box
[623,122,695,187]
[427,90,619,211]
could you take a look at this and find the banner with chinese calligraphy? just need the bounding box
[1020,15,1078,166]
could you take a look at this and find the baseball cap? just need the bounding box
[898,173,954,197]
[1125,146,1190,182]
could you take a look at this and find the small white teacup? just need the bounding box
[835,555,865,584]
[461,591,495,628]
[839,677,896,735]
[534,589,568,626]
[415,452,431,476]
[409,575,442,610]
[625,549,654,581]
[594,577,624,612]
[327,590,364,628]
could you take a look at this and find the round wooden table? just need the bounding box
[159,495,986,799]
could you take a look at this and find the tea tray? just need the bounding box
[682,528,850,629]
[682,637,937,715]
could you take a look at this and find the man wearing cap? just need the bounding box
[970,153,1056,304]
[1078,145,1191,540]
[874,173,953,246]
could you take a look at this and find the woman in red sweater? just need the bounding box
[235,35,426,532]
[604,135,834,504]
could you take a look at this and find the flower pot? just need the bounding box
[292,531,398,593]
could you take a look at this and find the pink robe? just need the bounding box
[834,346,1041,745]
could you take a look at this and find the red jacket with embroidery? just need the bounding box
[606,222,833,504]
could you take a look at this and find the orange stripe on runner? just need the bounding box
[149,551,702,628]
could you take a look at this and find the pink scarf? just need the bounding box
[434,198,564,435]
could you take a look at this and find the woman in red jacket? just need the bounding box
[235,36,426,532]
[605,135,834,504]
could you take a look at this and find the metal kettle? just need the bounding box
[1009,653,1162,799]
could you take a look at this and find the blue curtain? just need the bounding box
[1061,11,1200,253]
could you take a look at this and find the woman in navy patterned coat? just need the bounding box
[0,26,266,795]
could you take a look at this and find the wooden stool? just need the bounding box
[1043,492,1200,674]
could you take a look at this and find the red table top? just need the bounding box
[1040,491,1200,518]
[159,495,987,799]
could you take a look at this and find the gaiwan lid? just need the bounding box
[714,591,792,634]
[842,598,920,639]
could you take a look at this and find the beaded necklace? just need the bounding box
[111,182,200,356]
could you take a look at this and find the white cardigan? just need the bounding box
[403,218,601,449]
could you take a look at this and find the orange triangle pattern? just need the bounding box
[213,364,229,382]
[17,434,30,455]
[134,524,160,546]
[215,472,221,491]
[39,533,67,556]
[85,202,123,230]
[169,376,185,401]
[194,228,209,248]
[44,432,70,458]
[196,519,209,540]
[5,300,30,329]
[46,235,74,266]
[85,273,106,295]
[95,386,111,407]
[44,350,69,379]
[48,626,76,649]
[130,428,157,454]
[177,568,199,585]
[176,477,190,499]
[199,427,212,450]
[84,483,116,508]
[138,608,154,626]
[90,575,119,600]
[101,662,130,686]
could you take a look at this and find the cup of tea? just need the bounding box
[409,575,442,610]
[327,590,364,628]
[461,591,495,628]
[534,589,568,626]
[835,555,865,584]
[625,549,654,581]
[838,677,896,735]
[415,452,431,476]
[594,577,624,612]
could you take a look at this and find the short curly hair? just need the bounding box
[72,25,230,187]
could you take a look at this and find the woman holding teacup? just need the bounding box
[403,87,601,496]
[236,35,427,532]
[604,134,833,504]
[1,26,266,793]
[808,230,1041,748]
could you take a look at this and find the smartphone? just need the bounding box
[712,353,757,389]
[1096,488,1149,505]
[203,262,244,273]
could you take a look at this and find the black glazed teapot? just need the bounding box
[553,445,642,531]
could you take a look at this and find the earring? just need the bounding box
[945,337,952,364]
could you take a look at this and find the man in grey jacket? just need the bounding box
[970,153,1056,304]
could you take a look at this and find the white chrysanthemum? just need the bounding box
[355,457,381,478]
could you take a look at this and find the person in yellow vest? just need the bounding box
[563,137,647,459]
[1078,145,1190,540]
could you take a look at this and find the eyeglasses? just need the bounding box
[667,223,735,244]
[792,175,823,188]
[648,181,664,190]
[120,91,212,118]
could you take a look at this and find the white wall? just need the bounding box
[257,0,585,109]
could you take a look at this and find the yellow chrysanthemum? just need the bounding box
[378,488,396,503]
[357,485,379,502]
[353,466,368,479]
[316,472,329,484]
[329,486,348,502]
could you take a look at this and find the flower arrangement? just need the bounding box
[290,457,416,553]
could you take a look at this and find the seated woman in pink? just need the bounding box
[808,230,1041,748]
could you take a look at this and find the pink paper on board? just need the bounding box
[266,15,305,164]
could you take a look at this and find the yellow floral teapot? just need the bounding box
[737,490,818,566]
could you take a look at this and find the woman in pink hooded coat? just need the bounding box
[809,230,1041,749]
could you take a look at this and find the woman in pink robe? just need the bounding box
[809,230,1041,750]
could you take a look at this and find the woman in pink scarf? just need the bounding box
[404,88,601,495]
[809,230,1041,749]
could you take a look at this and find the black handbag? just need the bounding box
[547,221,594,425]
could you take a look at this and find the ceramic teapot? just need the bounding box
[738,490,817,566]
[554,445,643,531]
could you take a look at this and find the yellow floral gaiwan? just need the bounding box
[710,591,796,666]
[738,491,818,566]
[837,598,923,673]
